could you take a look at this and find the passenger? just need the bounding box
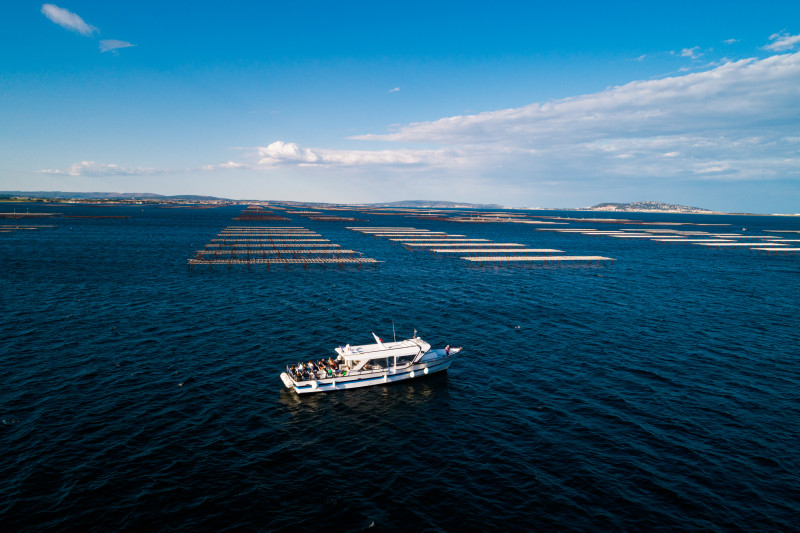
[308,360,317,372]
[445,345,450,356]
[328,357,339,370]
[326,367,334,377]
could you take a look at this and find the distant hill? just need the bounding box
[588,201,717,214]
[1,191,229,201]
[368,200,503,209]
[2,193,500,208]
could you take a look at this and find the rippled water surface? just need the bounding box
[2,204,799,531]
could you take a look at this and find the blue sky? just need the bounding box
[2,1,799,212]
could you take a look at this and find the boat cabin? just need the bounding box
[335,337,431,372]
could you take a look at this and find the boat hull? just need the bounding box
[284,354,457,394]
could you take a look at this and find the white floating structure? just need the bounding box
[463,255,614,265]
[430,248,563,254]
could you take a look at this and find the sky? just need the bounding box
[1,1,800,212]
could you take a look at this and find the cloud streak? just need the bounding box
[680,46,702,59]
[764,32,800,51]
[202,161,249,171]
[41,4,97,36]
[100,39,135,53]
[353,52,800,147]
[40,161,163,177]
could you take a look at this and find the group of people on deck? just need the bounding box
[289,357,346,381]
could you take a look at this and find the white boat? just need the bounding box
[280,333,462,394]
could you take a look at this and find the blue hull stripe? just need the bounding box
[292,359,453,391]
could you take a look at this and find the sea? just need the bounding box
[1,203,799,532]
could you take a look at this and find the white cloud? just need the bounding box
[764,32,800,52]
[202,161,249,171]
[100,39,135,53]
[41,4,97,36]
[680,46,702,59]
[258,141,319,164]
[723,38,739,45]
[388,87,400,93]
[255,141,460,168]
[40,161,161,177]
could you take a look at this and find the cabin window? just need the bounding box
[370,358,389,370]
[396,355,414,365]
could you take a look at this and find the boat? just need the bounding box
[280,332,462,394]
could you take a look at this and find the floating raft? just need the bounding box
[233,216,290,221]
[463,255,614,265]
[233,207,289,221]
[696,242,788,247]
[402,242,524,247]
[188,257,381,268]
[0,213,60,219]
[216,235,317,238]
[196,249,358,256]
[390,238,489,242]
[211,235,322,242]
[368,233,458,237]
[0,224,56,231]
[306,216,353,220]
[651,239,734,243]
[214,238,330,243]
[219,229,317,233]
[349,227,421,230]
[224,226,313,230]
[430,248,563,254]
[204,243,340,248]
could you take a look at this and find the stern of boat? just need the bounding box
[280,372,294,389]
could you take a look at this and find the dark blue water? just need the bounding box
[2,204,799,532]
